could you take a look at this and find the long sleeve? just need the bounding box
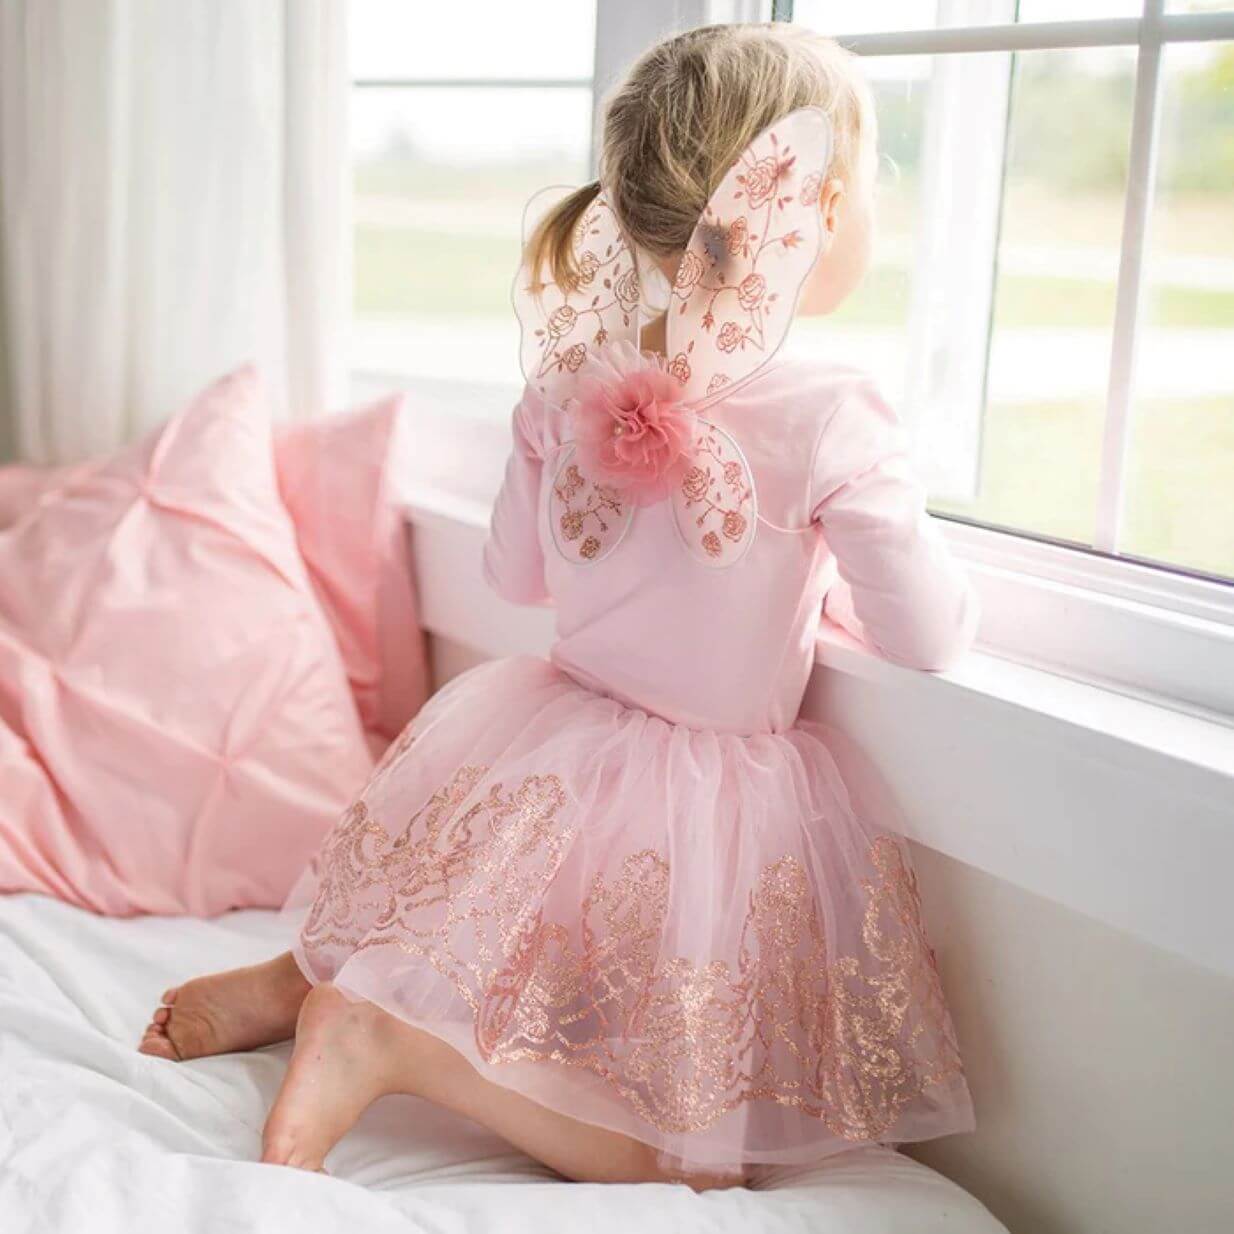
[811,380,979,672]
[482,401,551,606]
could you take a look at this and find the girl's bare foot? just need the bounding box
[260,983,405,1171]
[138,951,311,1061]
[258,983,740,1186]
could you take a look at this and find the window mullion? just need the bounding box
[592,1,719,176]
[1094,0,1165,555]
[903,1,1016,501]
[839,19,1141,57]
[351,78,591,89]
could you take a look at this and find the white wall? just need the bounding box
[426,631,1234,1234]
[907,844,1234,1234]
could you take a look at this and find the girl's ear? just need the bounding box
[819,177,846,242]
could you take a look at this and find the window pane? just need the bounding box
[791,46,1134,546]
[932,45,1135,545]
[1121,41,1234,579]
[1165,2,1234,12]
[352,87,591,384]
[788,54,932,404]
[790,0,1139,34]
[350,0,596,81]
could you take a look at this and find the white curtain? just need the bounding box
[0,0,349,463]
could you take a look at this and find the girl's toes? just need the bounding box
[260,1134,289,1165]
[161,988,178,1006]
[153,1007,171,1026]
[261,1131,318,1170]
[138,1028,179,1059]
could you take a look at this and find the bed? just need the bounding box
[0,382,1006,1231]
[0,892,1006,1233]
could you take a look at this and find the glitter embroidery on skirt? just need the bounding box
[285,656,974,1173]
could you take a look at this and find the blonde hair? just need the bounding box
[527,22,875,292]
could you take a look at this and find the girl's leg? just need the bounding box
[261,983,742,1191]
[138,950,310,1061]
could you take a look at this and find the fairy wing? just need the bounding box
[668,421,758,568]
[512,188,640,563]
[523,110,832,570]
[664,108,831,566]
[547,447,634,565]
[512,187,642,403]
[666,107,833,407]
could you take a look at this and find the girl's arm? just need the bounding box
[811,380,979,671]
[482,401,551,606]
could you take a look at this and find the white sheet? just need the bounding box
[0,894,1007,1233]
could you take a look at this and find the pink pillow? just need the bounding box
[275,395,429,742]
[0,367,374,916]
[0,395,430,746]
[0,462,90,529]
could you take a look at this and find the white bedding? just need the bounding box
[0,894,1006,1234]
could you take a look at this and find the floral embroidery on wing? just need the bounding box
[672,122,800,365]
[549,449,633,565]
[671,422,756,567]
[519,194,640,397]
[299,758,964,1143]
[667,110,830,404]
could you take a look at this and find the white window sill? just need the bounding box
[403,482,1234,981]
[362,369,1234,720]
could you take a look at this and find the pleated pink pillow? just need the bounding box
[0,367,374,916]
[0,462,89,529]
[275,396,429,743]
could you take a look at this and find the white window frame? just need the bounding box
[825,4,1234,551]
[801,1,1234,720]
[349,0,1234,721]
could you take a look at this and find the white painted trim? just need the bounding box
[351,78,593,89]
[402,487,1234,979]
[359,373,1234,716]
[841,17,1140,55]
[943,519,1234,630]
[836,10,1234,56]
[963,552,1234,724]
[949,524,1234,722]
[1095,0,1164,554]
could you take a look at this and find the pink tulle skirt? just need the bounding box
[284,655,973,1174]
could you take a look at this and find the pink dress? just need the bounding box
[285,108,978,1175]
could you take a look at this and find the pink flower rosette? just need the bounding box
[569,340,698,507]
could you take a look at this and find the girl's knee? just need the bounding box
[645,1154,747,1191]
[673,1168,746,1192]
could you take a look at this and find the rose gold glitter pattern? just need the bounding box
[300,762,963,1144]
[671,423,756,567]
[548,449,632,565]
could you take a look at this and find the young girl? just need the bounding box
[139,23,977,1189]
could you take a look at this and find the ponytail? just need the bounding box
[525,180,602,295]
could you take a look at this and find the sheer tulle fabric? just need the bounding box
[285,656,973,1174]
